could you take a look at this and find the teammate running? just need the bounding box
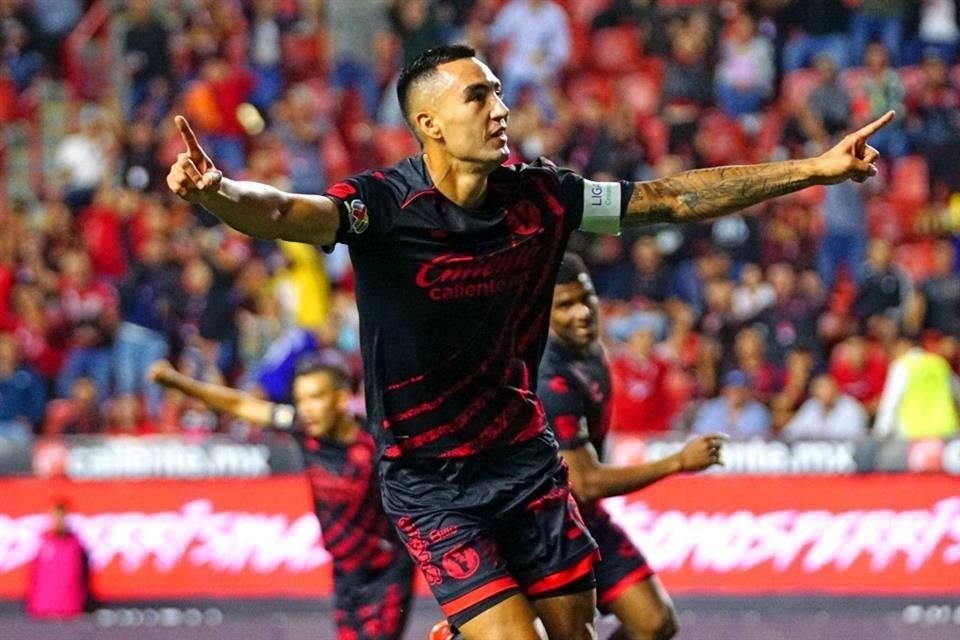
[166,43,892,640]
[147,358,415,640]
[540,253,723,639]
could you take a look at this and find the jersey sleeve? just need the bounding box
[539,372,591,450]
[322,171,395,247]
[529,158,634,236]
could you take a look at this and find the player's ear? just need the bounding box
[414,111,442,142]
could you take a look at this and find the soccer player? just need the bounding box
[540,253,724,639]
[147,358,415,640]
[166,44,892,640]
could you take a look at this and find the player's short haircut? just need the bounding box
[396,44,477,122]
[557,252,590,285]
[293,355,350,390]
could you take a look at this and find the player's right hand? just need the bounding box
[146,359,176,386]
[166,115,222,202]
[678,434,727,472]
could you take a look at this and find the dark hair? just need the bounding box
[556,252,590,285]
[293,355,350,390]
[396,44,477,121]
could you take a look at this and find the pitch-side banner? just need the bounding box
[0,475,959,600]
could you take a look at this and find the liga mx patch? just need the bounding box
[581,179,621,235]
[347,199,370,234]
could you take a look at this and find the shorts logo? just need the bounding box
[347,199,370,234]
[441,545,480,580]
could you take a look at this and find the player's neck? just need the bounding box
[423,152,490,209]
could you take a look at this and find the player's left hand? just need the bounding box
[813,110,895,185]
[678,434,727,472]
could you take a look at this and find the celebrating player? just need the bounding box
[167,43,891,640]
[147,358,415,640]
[540,253,724,639]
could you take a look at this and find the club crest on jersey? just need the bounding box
[347,199,369,234]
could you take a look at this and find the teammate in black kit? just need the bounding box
[539,253,725,640]
[147,358,414,640]
[167,41,892,639]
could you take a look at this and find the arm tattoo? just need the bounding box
[624,160,817,227]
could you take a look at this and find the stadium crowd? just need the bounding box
[1,0,959,443]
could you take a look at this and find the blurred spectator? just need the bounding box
[45,376,103,435]
[855,43,908,158]
[114,233,181,417]
[692,369,772,439]
[28,0,82,71]
[77,189,128,281]
[56,249,118,400]
[728,327,781,402]
[6,285,64,382]
[794,55,852,151]
[817,180,868,290]
[273,85,329,193]
[852,238,913,324]
[914,241,960,335]
[0,331,44,441]
[874,336,960,439]
[391,0,445,66]
[782,374,869,440]
[182,56,254,174]
[488,0,571,109]
[104,393,157,436]
[780,0,851,71]
[731,263,775,322]
[907,52,960,194]
[247,0,285,112]
[610,327,675,433]
[629,236,671,305]
[761,262,821,365]
[327,0,390,117]
[660,23,713,154]
[715,13,774,120]
[25,501,89,620]
[2,19,42,92]
[591,0,657,31]
[123,0,170,119]
[917,0,959,63]
[54,105,112,213]
[121,119,162,191]
[850,0,911,65]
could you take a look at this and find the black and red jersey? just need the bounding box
[324,155,626,459]
[537,339,613,460]
[273,406,406,574]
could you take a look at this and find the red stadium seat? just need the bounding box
[590,26,642,73]
[559,0,613,25]
[635,115,668,163]
[616,70,661,117]
[899,65,926,104]
[322,131,351,183]
[565,72,615,108]
[780,69,820,109]
[750,110,785,162]
[867,196,919,242]
[895,241,936,282]
[889,155,930,207]
[695,112,747,166]
[281,31,327,82]
[374,127,420,166]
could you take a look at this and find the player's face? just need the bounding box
[431,58,510,167]
[550,276,599,350]
[292,372,346,437]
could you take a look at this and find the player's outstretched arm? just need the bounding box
[622,111,895,227]
[166,116,340,245]
[147,360,276,427]
[560,434,726,504]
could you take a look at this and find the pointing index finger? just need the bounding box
[175,115,203,157]
[854,110,895,140]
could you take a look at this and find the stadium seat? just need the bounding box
[559,0,613,25]
[899,65,926,105]
[281,31,327,82]
[889,155,930,207]
[894,241,936,282]
[565,72,615,108]
[616,70,661,117]
[750,110,785,162]
[867,197,913,242]
[590,26,643,73]
[322,132,351,183]
[374,127,420,166]
[779,68,820,109]
[635,115,668,163]
[695,111,747,166]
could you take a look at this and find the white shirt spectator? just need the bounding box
[489,0,570,99]
[783,394,868,441]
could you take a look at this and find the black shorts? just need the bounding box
[380,432,598,629]
[333,552,416,640]
[586,506,654,612]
